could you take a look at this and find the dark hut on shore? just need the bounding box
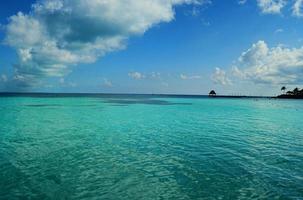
[209,90,216,97]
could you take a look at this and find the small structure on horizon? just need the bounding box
[209,90,216,97]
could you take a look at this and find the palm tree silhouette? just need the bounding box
[293,88,300,95]
[279,87,303,98]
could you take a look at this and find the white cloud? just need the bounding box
[180,74,188,80]
[128,71,163,80]
[4,0,206,88]
[239,0,247,5]
[150,72,161,79]
[293,0,303,17]
[233,40,303,85]
[255,0,303,17]
[257,0,286,14]
[103,78,113,87]
[180,73,201,80]
[211,68,231,85]
[128,72,162,80]
[1,74,8,82]
[128,72,146,80]
[275,28,284,33]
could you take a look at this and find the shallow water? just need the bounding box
[0,95,302,199]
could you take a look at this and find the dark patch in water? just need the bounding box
[24,104,62,107]
[24,104,98,108]
[104,99,192,106]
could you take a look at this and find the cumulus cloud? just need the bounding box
[103,78,113,87]
[180,74,201,80]
[128,72,146,80]
[255,0,303,17]
[150,72,161,79]
[257,0,286,14]
[232,40,303,85]
[211,68,231,85]
[128,71,163,80]
[256,0,303,17]
[4,0,205,88]
[275,28,284,33]
[239,0,247,5]
[293,0,303,17]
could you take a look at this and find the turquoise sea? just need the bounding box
[0,94,302,200]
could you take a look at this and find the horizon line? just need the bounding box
[0,92,273,98]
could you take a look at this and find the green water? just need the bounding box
[0,95,302,199]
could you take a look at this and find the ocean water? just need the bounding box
[0,94,302,200]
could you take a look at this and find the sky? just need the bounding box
[0,0,303,96]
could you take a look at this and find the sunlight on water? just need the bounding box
[0,95,302,199]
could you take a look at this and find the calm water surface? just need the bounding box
[0,95,302,199]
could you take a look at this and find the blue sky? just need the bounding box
[1,0,303,95]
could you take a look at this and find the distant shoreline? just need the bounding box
[276,94,303,99]
[209,95,270,99]
[277,87,303,99]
